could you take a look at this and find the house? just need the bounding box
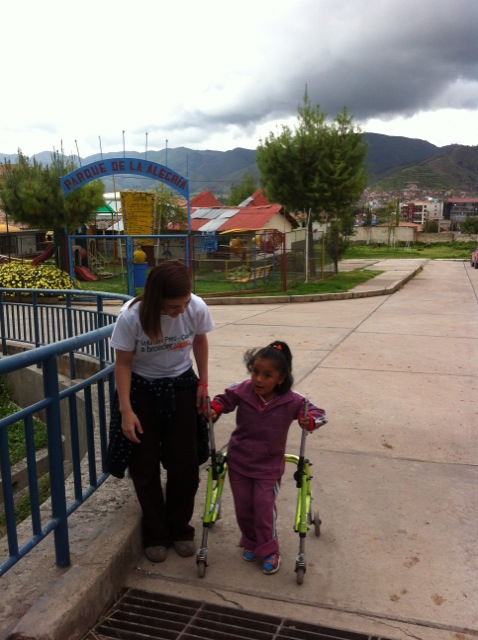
[185,188,299,258]
[190,188,296,233]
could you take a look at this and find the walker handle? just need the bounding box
[206,397,218,480]
[299,398,309,460]
[206,397,216,451]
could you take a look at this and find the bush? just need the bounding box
[0,263,74,295]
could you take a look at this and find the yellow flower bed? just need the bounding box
[0,263,74,296]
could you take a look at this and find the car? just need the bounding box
[471,246,478,268]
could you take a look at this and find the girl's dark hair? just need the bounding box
[132,259,192,341]
[244,340,293,394]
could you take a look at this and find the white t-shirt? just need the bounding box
[110,293,214,380]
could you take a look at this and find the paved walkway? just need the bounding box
[2,259,478,640]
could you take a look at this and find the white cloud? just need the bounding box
[1,0,477,158]
[360,109,478,148]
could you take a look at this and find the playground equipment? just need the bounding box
[253,229,284,253]
[220,228,282,289]
[133,249,148,288]
[31,243,55,266]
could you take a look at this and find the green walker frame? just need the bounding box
[285,425,322,584]
[196,399,228,578]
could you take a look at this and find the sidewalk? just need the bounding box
[2,259,477,640]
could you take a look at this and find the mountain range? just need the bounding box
[1,133,477,199]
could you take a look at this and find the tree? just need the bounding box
[153,186,187,232]
[227,171,257,206]
[362,205,375,245]
[422,218,439,233]
[0,150,104,271]
[256,90,368,272]
[460,215,478,236]
[372,198,401,245]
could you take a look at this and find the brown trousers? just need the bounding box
[128,385,199,547]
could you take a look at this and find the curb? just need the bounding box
[2,483,142,640]
[202,265,424,305]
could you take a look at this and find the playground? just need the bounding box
[2,224,324,298]
[0,156,331,296]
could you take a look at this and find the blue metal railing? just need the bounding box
[0,289,131,576]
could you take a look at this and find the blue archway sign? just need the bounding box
[59,157,189,200]
[60,156,191,296]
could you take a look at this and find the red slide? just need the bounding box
[31,243,55,266]
[74,266,99,281]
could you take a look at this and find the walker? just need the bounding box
[196,398,228,578]
[284,400,323,584]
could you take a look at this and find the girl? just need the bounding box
[106,260,214,563]
[208,340,326,574]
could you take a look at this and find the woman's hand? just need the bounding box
[120,408,143,443]
[196,383,208,413]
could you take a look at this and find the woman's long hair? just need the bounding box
[132,259,192,341]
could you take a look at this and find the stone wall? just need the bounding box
[351,228,477,245]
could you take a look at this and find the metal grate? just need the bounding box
[86,588,393,640]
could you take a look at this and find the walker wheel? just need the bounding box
[296,566,305,584]
[197,560,207,578]
[314,510,321,537]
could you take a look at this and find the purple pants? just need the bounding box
[228,467,280,558]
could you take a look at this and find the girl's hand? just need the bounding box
[120,409,143,443]
[205,399,222,422]
[298,414,315,431]
[206,408,218,421]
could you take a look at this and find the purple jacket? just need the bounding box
[212,380,326,479]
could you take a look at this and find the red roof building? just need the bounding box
[190,190,222,208]
[238,188,271,207]
[190,202,297,234]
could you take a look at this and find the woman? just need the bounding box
[106,259,214,563]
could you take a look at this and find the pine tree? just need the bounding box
[256,91,368,272]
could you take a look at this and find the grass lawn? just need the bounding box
[73,241,474,297]
[76,267,383,297]
[343,241,475,260]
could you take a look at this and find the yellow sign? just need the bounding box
[121,191,156,246]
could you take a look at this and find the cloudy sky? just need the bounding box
[1,0,477,159]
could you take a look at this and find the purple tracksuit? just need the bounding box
[211,380,326,558]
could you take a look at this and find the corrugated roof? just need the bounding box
[189,202,296,233]
[240,188,271,207]
[192,208,239,220]
[195,219,227,232]
[190,190,222,207]
[216,206,284,232]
